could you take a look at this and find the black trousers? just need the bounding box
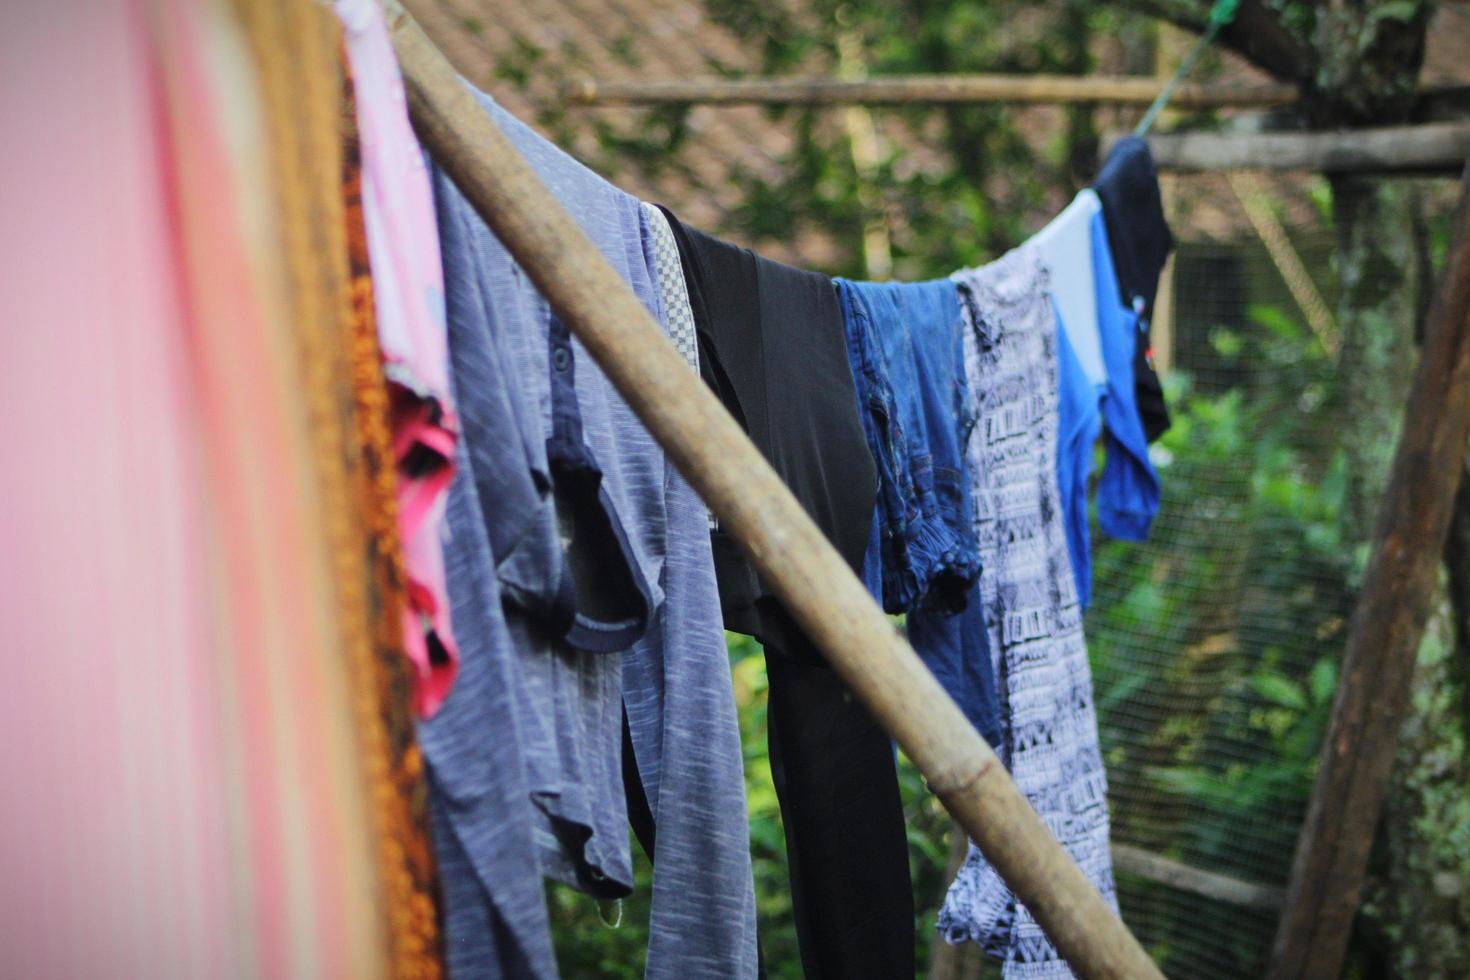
[766,649,915,980]
[625,652,915,979]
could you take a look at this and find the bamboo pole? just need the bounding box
[560,73,1298,108]
[1226,171,1338,354]
[379,3,1163,976]
[1267,162,1470,980]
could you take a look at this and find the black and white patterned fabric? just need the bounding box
[642,202,700,372]
[937,245,1119,978]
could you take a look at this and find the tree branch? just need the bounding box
[1114,0,1315,87]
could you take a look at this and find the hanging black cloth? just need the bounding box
[653,208,877,650]
[1094,135,1175,443]
[656,206,915,979]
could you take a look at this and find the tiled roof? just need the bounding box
[409,0,1470,258]
[408,0,802,236]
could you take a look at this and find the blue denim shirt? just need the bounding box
[837,278,999,746]
[836,278,980,615]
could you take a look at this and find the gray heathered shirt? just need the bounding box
[426,86,756,979]
[423,454,558,980]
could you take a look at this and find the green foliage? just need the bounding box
[1084,291,1365,974]
[691,0,1155,274]
[490,0,1164,274]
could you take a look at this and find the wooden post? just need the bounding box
[380,3,1163,977]
[1266,162,1470,980]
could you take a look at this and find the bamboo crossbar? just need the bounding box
[1111,844,1285,912]
[560,73,1298,108]
[380,2,1164,976]
[1139,122,1470,173]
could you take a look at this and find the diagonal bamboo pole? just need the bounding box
[378,3,1163,977]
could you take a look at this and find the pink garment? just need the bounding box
[0,0,387,975]
[337,0,459,716]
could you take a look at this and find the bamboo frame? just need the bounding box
[1139,122,1470,173]
[380,2,1164,976]
[560,73,1298,108]
[1111,845,1284,912]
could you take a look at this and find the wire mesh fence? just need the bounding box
[1085,174,1418,978]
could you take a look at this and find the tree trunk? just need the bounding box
[1335,180,1470,976]
[1445,456,1470,755]
[1357,593,1470,978]
[1332,177,1421,543]
[1357,449,1470,976]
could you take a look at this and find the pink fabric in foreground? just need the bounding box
[337,0,459,716]
[0,1,385,975]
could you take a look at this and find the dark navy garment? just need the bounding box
[544,312,655,652]
[1094,135,1174,443]
[656,210,878,658]
[1056,212,1162,607]
[836,278,980,616]
[908,588,1001,748]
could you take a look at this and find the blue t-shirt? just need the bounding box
[1055,212,1161,607]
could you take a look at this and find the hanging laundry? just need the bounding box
[938,247,1119,979]
[336,0,460,717]
[341,59,446,976]
[622,203,758,979]
[229,0,419,968]
[656,212,877,642]
[422,460,560,980]
[428,87,756,980]
[834,278,1001,748]
[1094,136,1176,444]
[657,210,915,980]
[427,152,641,980]
[0,0,423,971]
[1053,213,1162,607]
